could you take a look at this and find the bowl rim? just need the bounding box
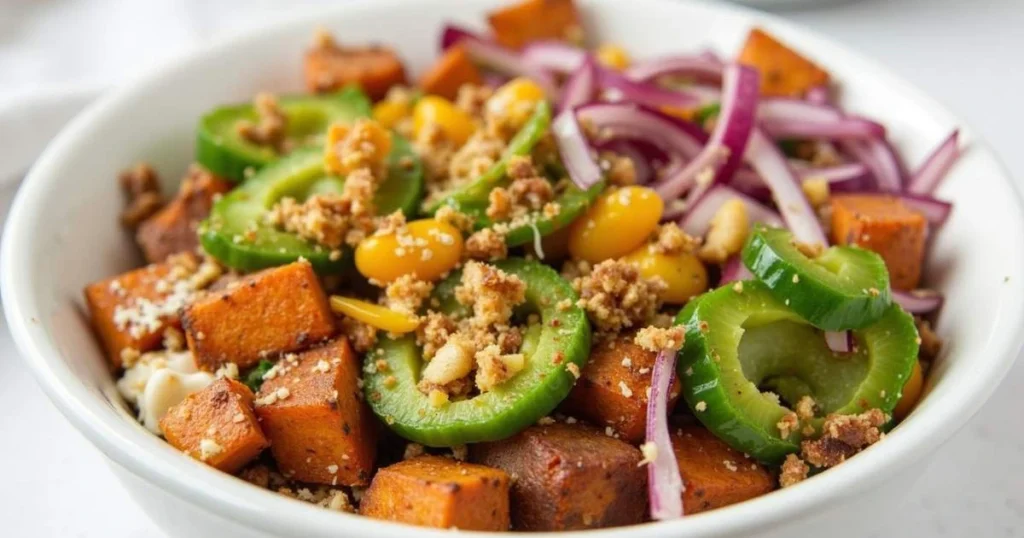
[4,0,1024,536]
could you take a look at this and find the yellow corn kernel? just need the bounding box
[329,296,419,334]
[373,99,410,129]
[355,219,464,283]
[622,247,708,304]
[324,119,392,176]
[801,177,831,208]
[893,360,924,420]
[486,77,546,128]
[596,43,631,71]
[413,95,477,146]
[568,186,664,263]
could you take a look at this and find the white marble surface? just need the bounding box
[1,0,1022,536]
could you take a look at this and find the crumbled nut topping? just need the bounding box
[573,259,666,334]
[649,223,701,256]
[915,317,942,360]
[339,316,378,353]
[385,275,434,316]
[236,92,290,153]
[465,227,508,261]
[634,325,685,353]
[779,454,810,488]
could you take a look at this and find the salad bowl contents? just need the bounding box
[5,0,1020,536]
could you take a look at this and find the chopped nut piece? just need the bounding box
[464,228,509,261]
[698,199,750,264]
[915,318,942,359]
[634,325,686,352]
[649,223,700,256]
[118,163,164,228]
[800,409,887,469]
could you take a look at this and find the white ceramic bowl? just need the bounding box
[3,0,1023,536]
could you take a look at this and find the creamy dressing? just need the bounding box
[116,350,214,434]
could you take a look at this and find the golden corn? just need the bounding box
[330,296,419,334]
[595,43,631,71]
[568,186,664,263]
[623,248,708,304]
[413,95,476,146]
[355,219,464,283]
[486,77,546,129]
[373,99,411,129]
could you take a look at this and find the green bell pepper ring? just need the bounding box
[196,87,372,182]
[424,100,552,215]
[199,135,423,273]
[363,258,591,447]
[675,280,918,464]
[742,226,892,330]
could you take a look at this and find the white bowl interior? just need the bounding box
[4,0,1024,536]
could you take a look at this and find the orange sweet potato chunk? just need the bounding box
[471,423,646,530]
[672,426,774,513]
[738,28,830,97]
[418,45,484,100]
[304,39,407,100]
[84,252,199,370]
[160,378,268,474]
[560,334,681,443]
[254,338,376,486]
[830,194,928,290]
[360,455,510,531]
[487,0,582,50]
[182,261,335,371]
[136,167,232,264]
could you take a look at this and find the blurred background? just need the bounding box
[0,0,1021,536]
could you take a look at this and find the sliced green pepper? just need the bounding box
[199,135,423,273]
[742,226,891,330]
[196,87,372,181]
[675,280,918,464]
[244,359,274,392]
[363,258,591,447]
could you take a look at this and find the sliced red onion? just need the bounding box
[893,289,943,314]
[646,349,684,520]
[907,130,961,195]
[840,138,904,192]
[896,192,953,227]
[553,108,602,190]
[440,25,558,98]
[576,103,706,168]
[733,161,870,197]
[806,85,830,105]
[521,40,586,73]
[598,140,656,185]
[655,64,760,202]
[758,99,886,140]
[824,330,852,353]
[720,255,753,284]
[560,56,597,111]
[626,55,724,84]
[745,129,828,246]
[599,68,702,109]
[677,184,784,233]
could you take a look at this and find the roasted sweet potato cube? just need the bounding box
[84,252,199,369]
[673,426,774,513]
[471,423,646,531]
[418,45,484,100]
[304,38,407,100]
[830,194,928,290]
[561,335,681,443]
[487,0,582,49]
[136,166,232,263]
[160,378,268,474]
[182,261,335,371]
[738,28,830,97]
[254,338,375,486]
[360,455,510,530]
